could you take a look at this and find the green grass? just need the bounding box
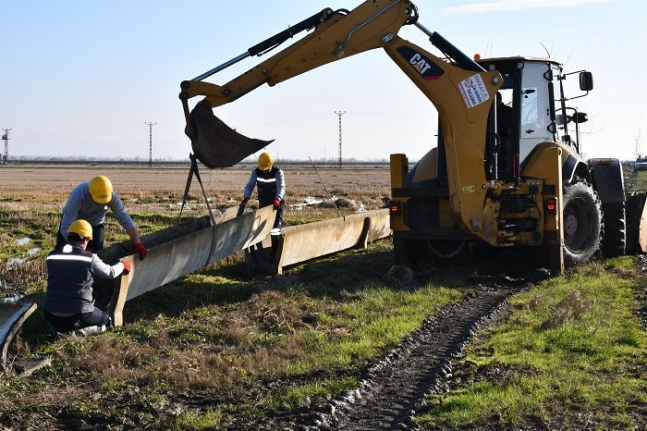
[2,239,471,429]
[627,169,647,193]
[172,406,229,430]
[3,245,647,429]
[414,256,647,429]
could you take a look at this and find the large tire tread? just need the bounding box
[562,181,602,267]
[601,202,626,258]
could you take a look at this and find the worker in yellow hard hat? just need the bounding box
[56,175,147,260]
[242,151,285,258]
[44,219,131,338]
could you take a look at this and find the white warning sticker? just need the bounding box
[458,74,490,108]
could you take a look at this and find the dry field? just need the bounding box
[0,162,392,295]
[0,162,392,217]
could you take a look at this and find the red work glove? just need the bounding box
[273,198,281,209]
[120,260,131,274]
[134,242,147,261]
[242,197,249,204]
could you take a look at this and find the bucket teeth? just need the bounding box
[186,99,274,169]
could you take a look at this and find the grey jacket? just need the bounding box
[59,181,135,236]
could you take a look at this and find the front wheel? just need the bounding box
[562,181,602,266]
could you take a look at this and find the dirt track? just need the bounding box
[298,280,527,431]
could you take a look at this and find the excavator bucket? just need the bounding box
[185,99,274,169]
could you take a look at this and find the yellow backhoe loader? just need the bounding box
[178,0,647,273]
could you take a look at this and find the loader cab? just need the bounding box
[477,57,559,174]
[428,58,560,185]
[477,57,592,175]
[406,57,593,190]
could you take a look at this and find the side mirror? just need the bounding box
[579,72,593,91]
[573,112,588,124]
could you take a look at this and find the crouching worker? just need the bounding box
[43,219,131,338]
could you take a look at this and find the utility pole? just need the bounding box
[145,122,156,167]
[334,111,345,169]
[1,128,10,164]
[635,129,642,160]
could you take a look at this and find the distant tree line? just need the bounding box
[3,156,392,167]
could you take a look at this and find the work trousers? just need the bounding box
[44,308,110,332]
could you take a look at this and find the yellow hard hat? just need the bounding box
[68,219,93,240]
[88,176,113,204]
[258,152,274,171]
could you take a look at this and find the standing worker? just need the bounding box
[56,175,147,259]
[242,152,285,258]
[44,219,131,336]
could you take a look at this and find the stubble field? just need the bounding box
[0,162,391,203]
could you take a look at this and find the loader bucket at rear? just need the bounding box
[185,99,274,169]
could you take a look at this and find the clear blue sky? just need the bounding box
[1,0,645,162]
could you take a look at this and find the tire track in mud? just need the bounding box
[296,278,534,431]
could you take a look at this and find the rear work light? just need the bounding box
[390,200,401,215]
[545,197,557,215]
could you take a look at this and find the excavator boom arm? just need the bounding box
[181,1,415,106]
[179,0,503,237]
[382,30,502,233]
[179,0,417,168]
[191,9,335,83]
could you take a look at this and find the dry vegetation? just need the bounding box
[0,162,392,296]
[0,163,408,430]
[0,162,391,217]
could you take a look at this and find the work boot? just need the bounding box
[270,227,281,261]
[74,324,108,337]
[46,322,58,342]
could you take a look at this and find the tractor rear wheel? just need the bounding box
[562,181,602,266]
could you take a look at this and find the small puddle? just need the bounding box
[2,294,25,304]
[304,196,324,205]
[16,237,31,246]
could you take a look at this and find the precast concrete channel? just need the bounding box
[294,276,536,431]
